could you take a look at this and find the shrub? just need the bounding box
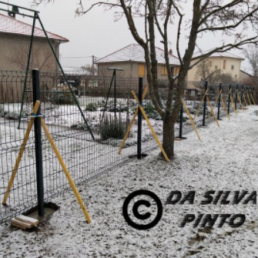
[50,91,75,105]
[143,102,161,120]
[86,103,97,111]
[99,113,126,141]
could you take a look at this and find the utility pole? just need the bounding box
[92,55,95,76]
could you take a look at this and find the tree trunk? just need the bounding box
[162,116,175,159]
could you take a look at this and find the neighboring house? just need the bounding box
[96,44,180,80]
[239,69,254,84]
[188,51,244,85]
[0,12,68,73]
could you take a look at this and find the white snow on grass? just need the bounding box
[1,106,258,258]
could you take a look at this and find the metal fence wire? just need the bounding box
[0,70,254,224]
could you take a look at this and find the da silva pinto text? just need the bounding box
[166,191,256,228]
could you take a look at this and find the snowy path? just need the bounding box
[1,107,258,258]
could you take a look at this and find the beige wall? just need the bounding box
[0,33,61,102]
[0,33,60,72]
[97,62,180,80]
[188,56,242,83]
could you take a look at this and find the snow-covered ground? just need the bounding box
[1,106,257,258]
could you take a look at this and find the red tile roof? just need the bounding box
[0,12,69,42]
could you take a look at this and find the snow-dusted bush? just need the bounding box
[86,103,97,111]
[50,91,75,105]
[99,113,125,141]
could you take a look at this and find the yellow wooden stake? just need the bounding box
[131,91,170,162]
[220,96,230,120]
[207,90,222,119]
[182,99,201,141]
[243,94,248,107]
[41,118,91,223]
[118,87,149,154]
[118,108,138,154]
[247,92,252,105]
[194,89,209,121]
[237,92,243,109]
[2,101,41,205]
[230,95,237,115]
[251,94,256,105]
[207,97,220,127]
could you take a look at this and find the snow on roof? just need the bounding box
[63,67,90,75]
[96,44,180,66]
[193,49,244,60]
[0,12,69,42]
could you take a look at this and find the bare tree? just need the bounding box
[195,59,215,82]
[34,0,258,159]
[195,60,234,85]
[7,44,54,71]
[81,64,98,76]
[243,46,258,87]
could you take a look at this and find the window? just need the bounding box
[161,66,168,75]
[139,64,145,77]
[223,60,226,69]
[231,65,234,70]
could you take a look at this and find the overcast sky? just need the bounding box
[1,0,254,73]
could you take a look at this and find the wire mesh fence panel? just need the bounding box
[0,71,254,224]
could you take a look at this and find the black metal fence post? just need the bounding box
[202,81,208,126]
[32,69,44,217]
[227,84,231,114]
[114,69,117,121]
[217,83,222,120]
[179,104,183,138]
[241,85,244,106]
[253,87,256,104]
[137,77,143,159]
[249,88,253,105]
[235,84,238,110]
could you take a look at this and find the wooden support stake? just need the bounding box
[237,92,243,109]
[207,90,222,119]
[243,94,248,107]
[230,95,237,115]
[247,92,252,105]
[182,99,201,141]
[207,97,220,127]
[251,94,256,105]
[40,118,91,223]
[118,87,148,154]
[2,101,41,205]
[194,89,209,121]
[220,96,230,120]
[131,91,170,162]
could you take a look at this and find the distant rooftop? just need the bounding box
[193,49,244,60]
[63,67,90,75]
[96,44,180,66]
[0,12,69,42]
[240,69,254,77]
